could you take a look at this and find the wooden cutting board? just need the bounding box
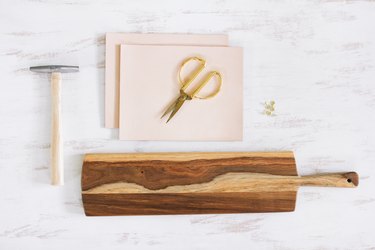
[81,152,358,216]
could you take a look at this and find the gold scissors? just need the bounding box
[161,57,222,123]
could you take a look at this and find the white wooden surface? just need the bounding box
[0,0,374,249]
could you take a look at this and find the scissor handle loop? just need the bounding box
[192,71,222,99]
[178,57,206,91]
[178,56,222,99]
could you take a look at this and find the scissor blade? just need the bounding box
[161,96,180,119]
[166,96,187,123]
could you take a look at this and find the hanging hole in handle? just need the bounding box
[344,172,359,187]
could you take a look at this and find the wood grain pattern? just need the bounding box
[81,152,358,216]
[83,151,296,162]
[82,192,297,216]
[82,152,297,191]
[82,172,357,194]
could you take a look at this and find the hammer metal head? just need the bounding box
[30,65,79,74]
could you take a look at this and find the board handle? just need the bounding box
[300,172,358,188]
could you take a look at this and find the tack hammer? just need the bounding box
[30,65,79,185]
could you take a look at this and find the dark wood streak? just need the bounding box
[82,191,297,216]
[82,156,297,191]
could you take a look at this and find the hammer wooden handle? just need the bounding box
[51,72,63,185]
